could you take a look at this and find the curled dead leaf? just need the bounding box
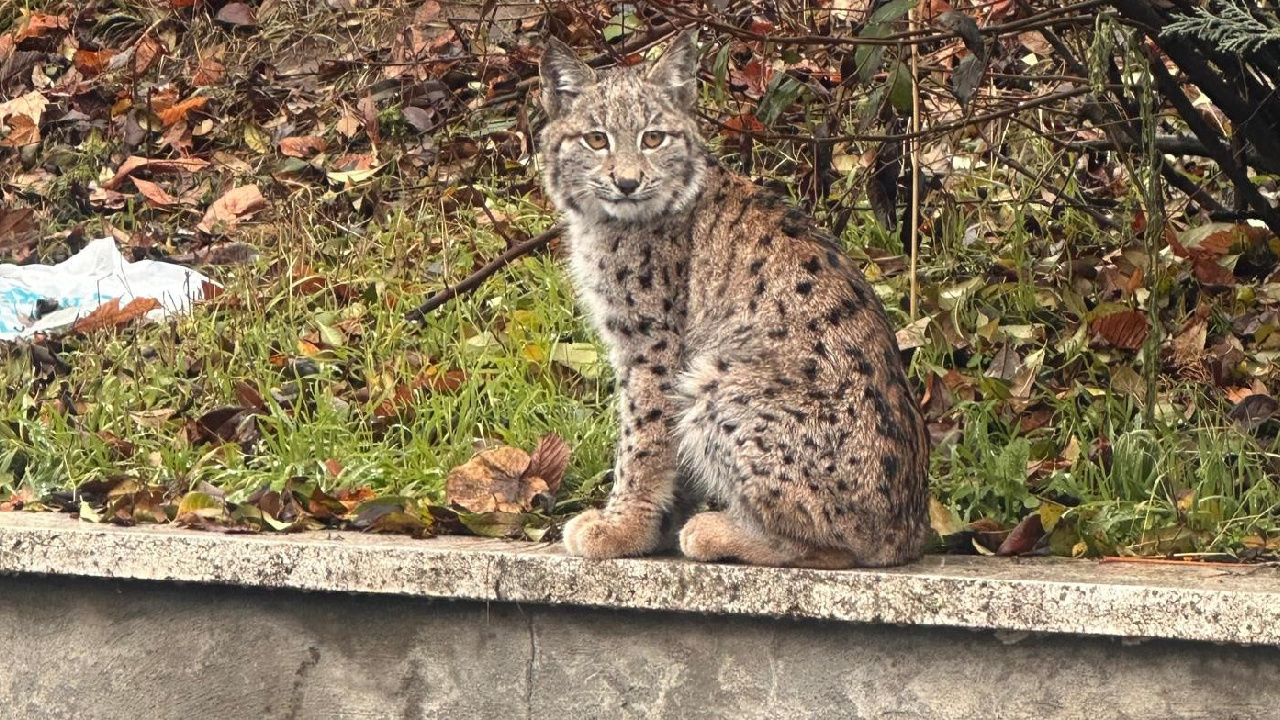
[526,434,571,496]
[1229,394,1279,431]
[0,91,48,146]
[155,96,209,127]
[984,344,1021,382]
[447,445,552,514]
[191,58,226,86]
[104,155,209,190]
[16,12,69,42]
[929,497,964,537]
[995,513,1045,556]
[129,35,166,76]
[130,177,177,207]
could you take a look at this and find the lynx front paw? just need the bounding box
[562,509,661,559]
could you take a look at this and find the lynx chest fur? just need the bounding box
[539,32,930,568]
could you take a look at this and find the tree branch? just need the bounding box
[1143,47,1280,237]
[404,226,564,323]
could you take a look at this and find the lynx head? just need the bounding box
[538,30,707,224]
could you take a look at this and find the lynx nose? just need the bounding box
[613,175,641,195]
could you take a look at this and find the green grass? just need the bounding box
[2,198,615,513]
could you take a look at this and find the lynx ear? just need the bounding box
[540,38,597,118]
[646,30,699,109]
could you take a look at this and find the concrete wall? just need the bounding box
[1,574,1274,720]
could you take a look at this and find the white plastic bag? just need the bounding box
[0,237,213,340]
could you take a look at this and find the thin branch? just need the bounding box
[700,86,1092,145]
[1016,1,1230,213]
[908,0,922,320]
[404,226,564,323]
[1062,136,1276,172]
[1142,46,1280,237]
[1110,0,1280,165]
[994,151,1121,230]
[653,0,1109,48]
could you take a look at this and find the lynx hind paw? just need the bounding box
[679,511,758,563]
[680,511,852,568]
[562,509,662,559]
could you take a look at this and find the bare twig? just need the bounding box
[993,152,1121,230]
[908,0,922,320]
[404,226,564,323]
[1142,46,1280,237]
[1109,0,1280,166]
[700,86,1092,145]
[1012,0,1227,212]
[653,0,1109,48]
[1062,136,1276,173]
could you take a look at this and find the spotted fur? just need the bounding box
[540,31,930,568]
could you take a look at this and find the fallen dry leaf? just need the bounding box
[0,91,48,146]
[984,344,1021,382]
[156,96,209,127]
[131,35,166,76]
[1170,305,1209,369]
[104,156,209,190]
[0,206,37,253]
[446,445,549,514]
[279,136,327,158]
[216,2,258,26]
[995,513,1045,556]
[16,12,69,42]
[198,184,266,234]
[1092,309,1149,350]
[73,49,117,77]
[71,298,161,334]
[1229,394,1279,431]
[526,434,570,495]
[191,58,226,86]
[0,115,39,147]
[130,177,177,207]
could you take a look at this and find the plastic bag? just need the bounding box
[0,237,213,340]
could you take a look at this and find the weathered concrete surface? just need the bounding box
[3,512,1280,647]
[0,573,1276,720]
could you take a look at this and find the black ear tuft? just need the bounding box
[539,38,598,118]
[646,30,699,109]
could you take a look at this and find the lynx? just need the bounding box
[539,31,930,568]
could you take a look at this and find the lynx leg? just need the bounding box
[654,470,704,552]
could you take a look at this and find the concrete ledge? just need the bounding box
[2,511,1279,646]
[10,574,1280,719]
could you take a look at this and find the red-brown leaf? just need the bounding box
[104,156,209,190]
[70,298,161,334]
[72,49,116,77]
[995,513,1045,556]
[525,434,571,495]
[130,177,177,207]
[279,135,327,158]
[1092,310,1149,350]
[156,96,209,127]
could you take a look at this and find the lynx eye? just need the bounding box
[641,130,667,149]
[582,131,609,150]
